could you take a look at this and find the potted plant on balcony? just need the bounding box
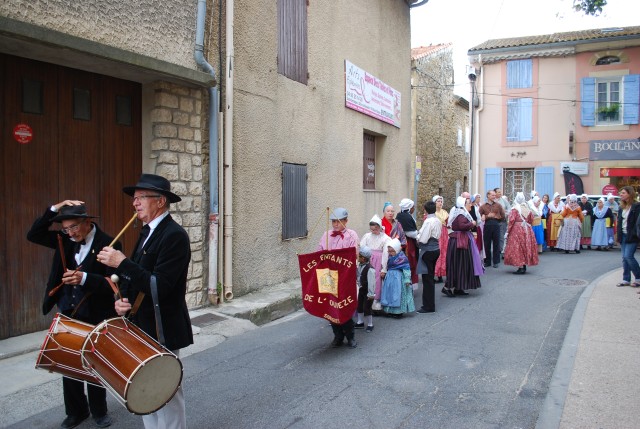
[598,103,620,121]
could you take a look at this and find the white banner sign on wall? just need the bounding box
[345,60,401,128]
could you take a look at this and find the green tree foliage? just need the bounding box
[573,0,608,15]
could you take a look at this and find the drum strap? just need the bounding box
[129,292,146,318]
[150,275,165,345]
[70,292,92,318]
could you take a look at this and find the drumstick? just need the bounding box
[108,213,138,248]
[57,235,68,272]
[48,265,82,297]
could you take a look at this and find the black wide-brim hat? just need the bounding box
[123,173,181,203]
[51,205,99,222]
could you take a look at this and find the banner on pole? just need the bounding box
[298,247,357,324]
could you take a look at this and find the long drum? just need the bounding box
[81,317,183,415]
[35,314,102,385]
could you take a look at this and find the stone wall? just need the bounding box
[149,81,207,307]
[412,48,470,212]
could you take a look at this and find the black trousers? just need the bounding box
[357,286,373,316]
[420,249,440,311]
[63,376,108,418]
[331,319,355,341]
[484,221,501,265]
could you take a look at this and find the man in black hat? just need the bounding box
[98,174,193,428]
[27,200,119,429]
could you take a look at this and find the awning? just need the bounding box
[600,167,640,177]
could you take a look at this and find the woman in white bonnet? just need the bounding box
[591,197,613,250]
[360,215,390,310]
[547,192,565,251]
[504,192,539,274]
[557,194,584,254]
[443,196,484,296]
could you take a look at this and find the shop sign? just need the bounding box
[13,123,33,144]
[602,184,618,195]
[345,60,401,128]
[560,162,589,175]
[590,139,640,160]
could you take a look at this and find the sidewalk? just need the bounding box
[0,281,302,427]
[537,268,640,428]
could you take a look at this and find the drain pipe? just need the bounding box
[223,0,234,300]
[194,0,220,305]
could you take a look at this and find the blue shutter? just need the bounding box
[535,166,554,199]
[581,77,596,126]
[623,74,639,125]
[485,168,502,195]
[520,98,533,141]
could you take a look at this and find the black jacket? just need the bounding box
[116,214,193,351]
[27,208,120,323]
[617,202,640,243]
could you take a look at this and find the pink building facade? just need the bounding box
[468,26,640,200]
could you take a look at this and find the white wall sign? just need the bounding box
[345,60,401,128]
[560,162,589,176]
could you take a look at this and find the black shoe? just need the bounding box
[435,277,443,284]
[441,287,455,297]
[484,262,491,267]
[354,322,365,329]
[523,265,527,272]
[94,415,113,428]
[347,339,357,348]
[365,325,374,332]
[331,337,343,348]
[417,308,435,313]
[588,246,591,250]
[61,412,90,429]
[515,267,525,274]
[493,264,499,268]
[576,250,580,254]
[565,250,569,254]
[454,289,469,295]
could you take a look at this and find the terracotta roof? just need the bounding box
[469,25,640,53]
[411,43,452,60]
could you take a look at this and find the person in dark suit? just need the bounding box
[98,174,193,429]
[27,201,118,429]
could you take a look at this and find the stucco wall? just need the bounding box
[227,0,413,295]
[0,0,198,68]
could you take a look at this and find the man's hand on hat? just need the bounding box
[97,247,126,268]
[54,200,85,210]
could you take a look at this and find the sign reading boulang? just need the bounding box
[298,246,357,324]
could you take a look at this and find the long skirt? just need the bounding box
[606,217,615,246]
[381,270,415,315]
[405,237,419,285]
[548,213,563,247]
[371,249,383,300]
[434,224,449,277]
[504,224,539,267]
[580,214,592,245]
[445,236,481,291]
[532,223,545,246]
[557,218,582,251]
[591,218,609,247]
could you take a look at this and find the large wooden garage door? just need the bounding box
[0,54,141,339]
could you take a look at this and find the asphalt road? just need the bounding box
[7,249,621,429]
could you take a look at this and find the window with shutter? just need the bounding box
[277,0,308,85]
[282,163,308,239]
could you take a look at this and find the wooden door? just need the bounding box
[0,54,141,339]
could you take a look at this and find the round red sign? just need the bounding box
[602,184,618,196]
[13,123,33,144]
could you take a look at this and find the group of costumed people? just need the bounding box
[545,192,618,252]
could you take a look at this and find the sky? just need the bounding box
[410,0,639,96]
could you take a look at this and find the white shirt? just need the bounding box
[142,211,170,247]
[417,215,442,243]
